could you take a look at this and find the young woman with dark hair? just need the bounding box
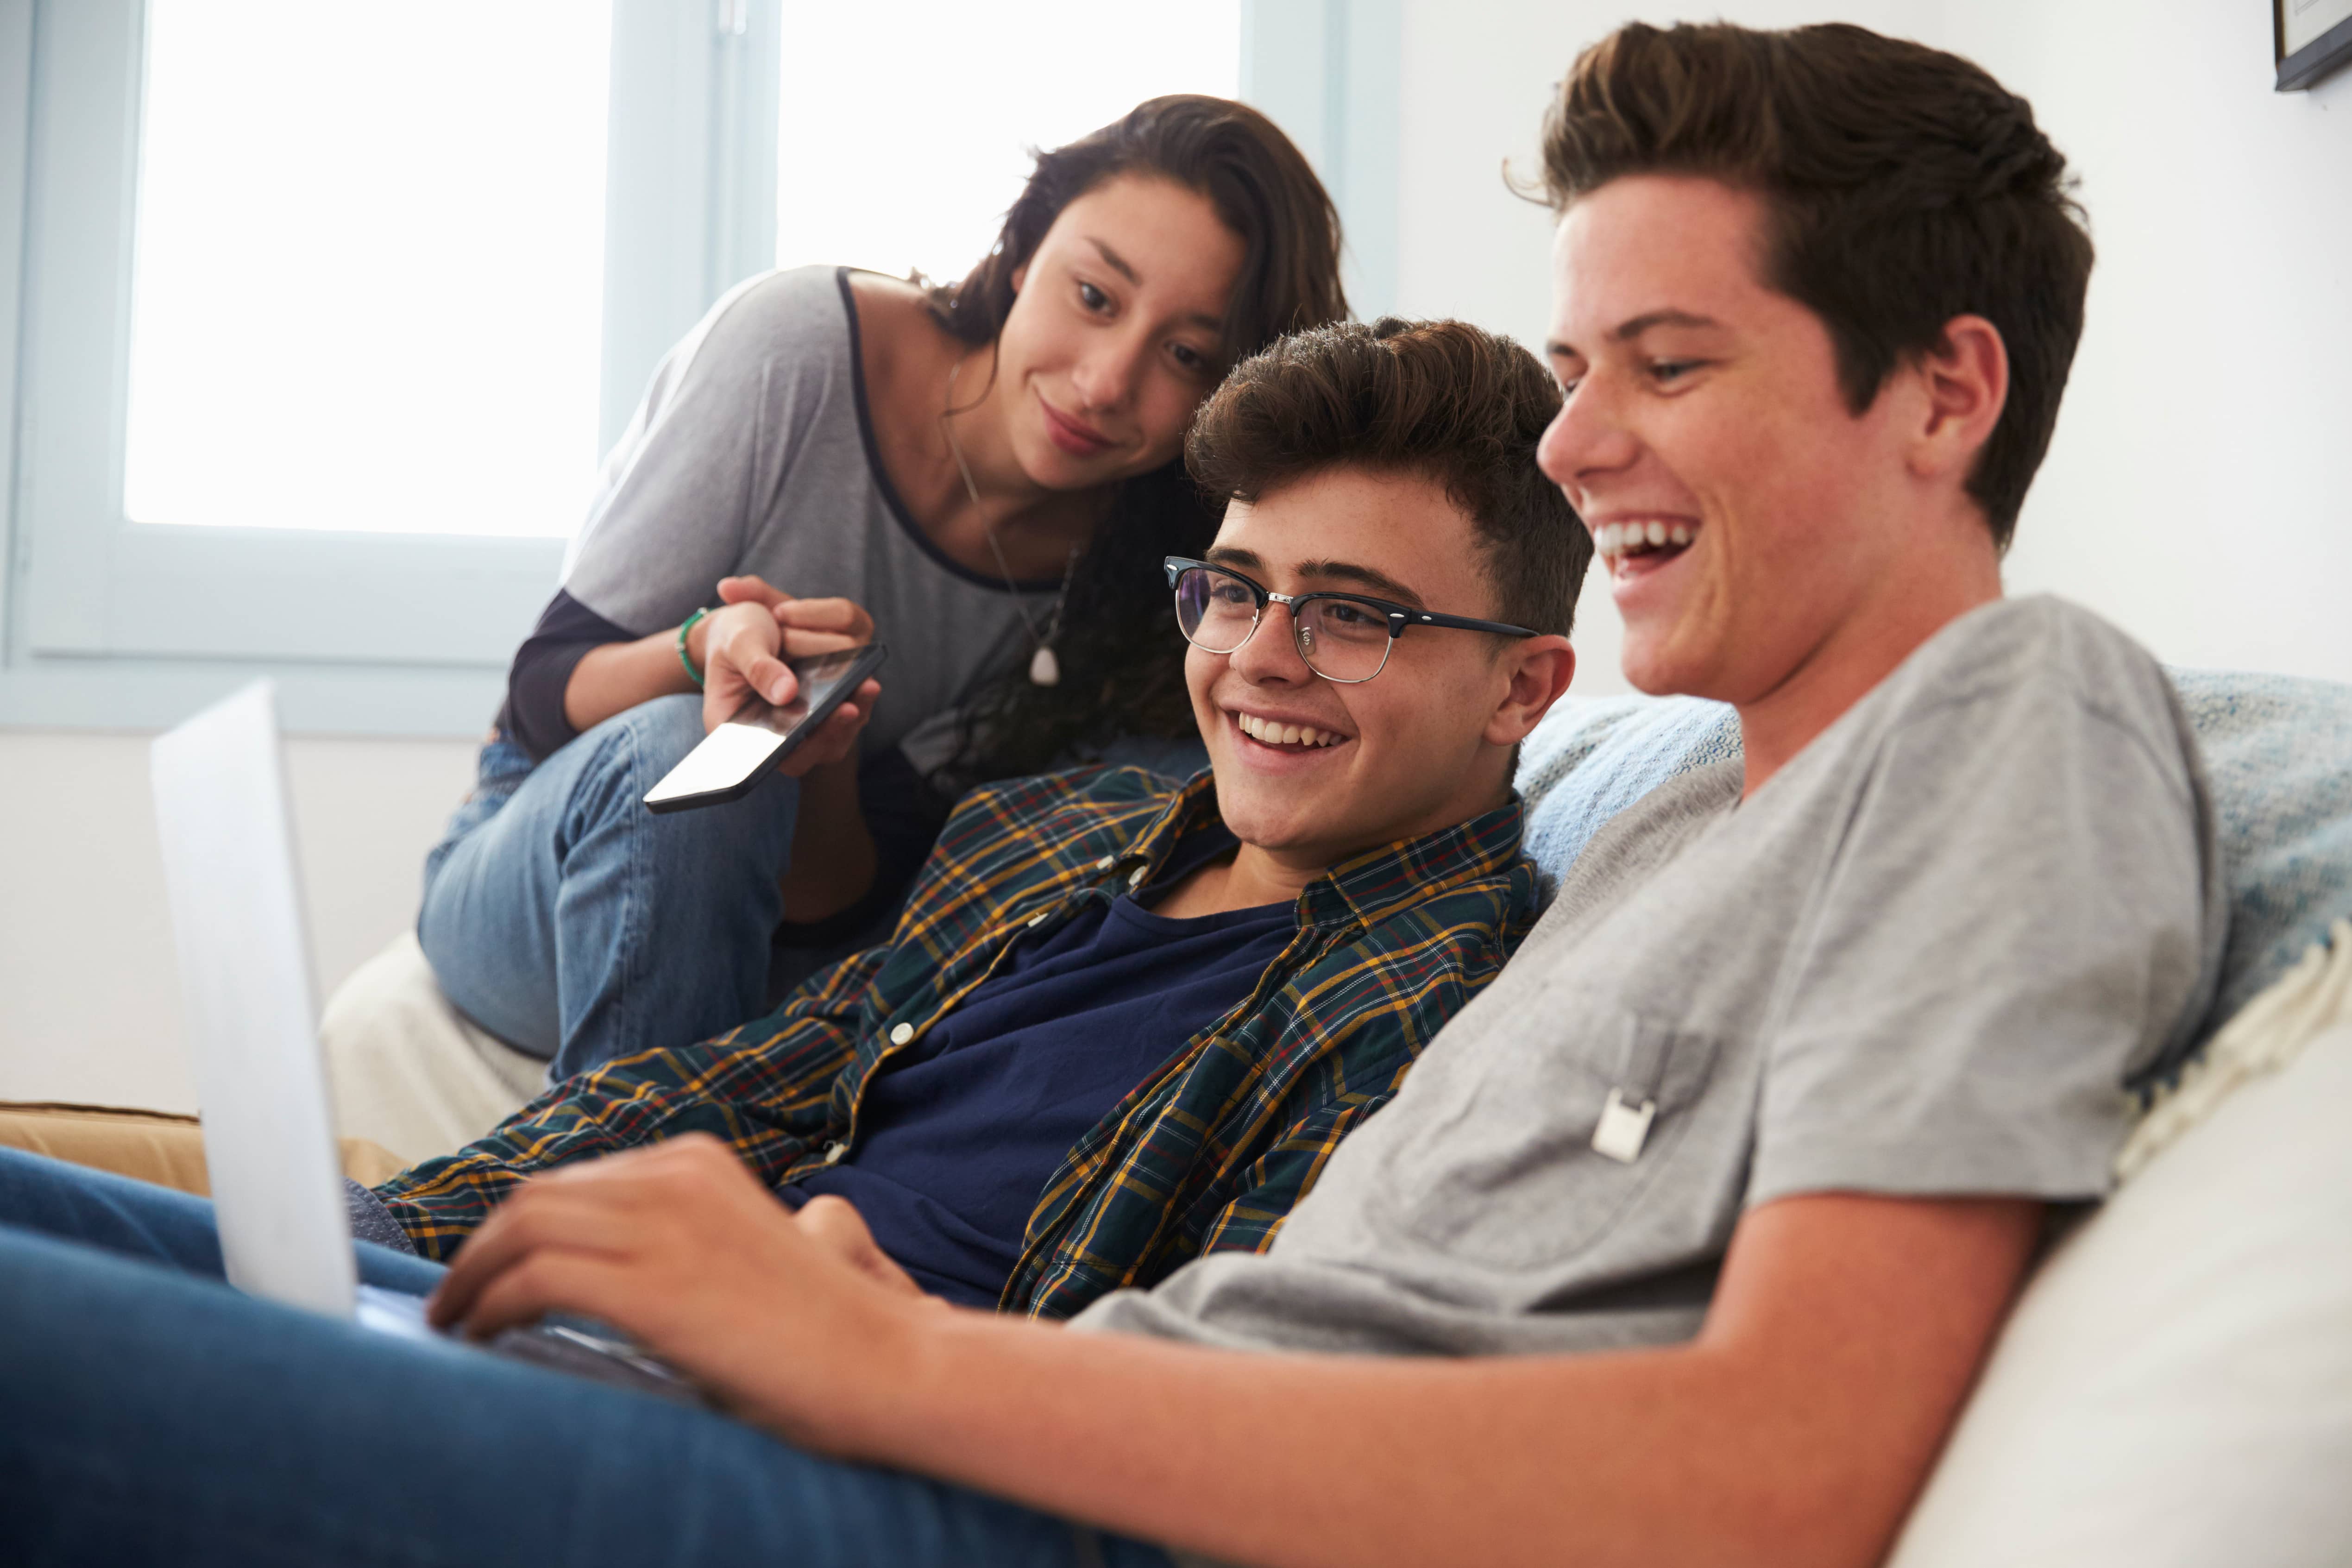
[414,96,1348,1084]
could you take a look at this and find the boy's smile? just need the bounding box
[1187,465,1570,881]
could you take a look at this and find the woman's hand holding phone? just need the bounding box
[699,585,879,774]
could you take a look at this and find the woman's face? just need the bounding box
[996,173,1247,490]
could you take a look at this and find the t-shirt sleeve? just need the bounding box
[494,589,644,761]
[557,268,845,635]
[1748,670,2216,1207]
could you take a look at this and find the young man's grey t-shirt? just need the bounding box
[560,264,1056,764]
[1074,597,2226,1358]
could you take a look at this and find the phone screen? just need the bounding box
[725,645,867,741]
[641,645,886,813]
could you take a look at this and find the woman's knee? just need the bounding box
[608,693,708,771]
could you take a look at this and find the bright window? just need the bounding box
[121,0,612,539]
[774,1,1241,283]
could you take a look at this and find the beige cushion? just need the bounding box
[0,1100,405,1192]
[319,931,543,1168]
[1890,929,2352,1568]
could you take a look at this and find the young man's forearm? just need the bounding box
[805,1194,2038,1568]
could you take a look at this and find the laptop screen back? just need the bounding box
[149,680,355,1317]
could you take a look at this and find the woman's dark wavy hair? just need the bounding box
[929,94,1347,787]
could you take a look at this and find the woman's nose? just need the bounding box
[1071,333,1148,412]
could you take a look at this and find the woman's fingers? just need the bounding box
[777,681,879,777]
[717,574,792,610]
[774,597,874,642]
[702,602,797,727]
[777,629,863,661]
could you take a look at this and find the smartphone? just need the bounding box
[641,643,888,814]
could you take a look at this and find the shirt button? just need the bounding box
[1128,866,1147,888]
[888,1022,913,1045]
[822,1140,846,1164]
[1027,911,1050,927]
[1094,855,1116,870]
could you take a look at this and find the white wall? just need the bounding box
[0,731,476,1112]
[1393,0,2352,696]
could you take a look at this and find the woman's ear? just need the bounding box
[1008,261,1027,296]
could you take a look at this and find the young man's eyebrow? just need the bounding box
[1201,548,1429,608]
[1548,309,1725,361]
[1296,559,1428,607]
[1610,309,1722,342]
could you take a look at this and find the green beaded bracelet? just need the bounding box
[678,606,711,688]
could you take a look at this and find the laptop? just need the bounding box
[149,680,701,1404]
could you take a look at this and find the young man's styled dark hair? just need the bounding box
[1540,22,2093,550]
[1185,317,1592,637]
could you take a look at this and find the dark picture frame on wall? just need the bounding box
[2277,0,2352,89]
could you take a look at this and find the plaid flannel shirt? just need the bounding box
[376,765,1538,1319]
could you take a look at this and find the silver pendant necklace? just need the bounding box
[941,356,1078,688]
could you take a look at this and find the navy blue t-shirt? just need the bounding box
[785,830,1296,1308]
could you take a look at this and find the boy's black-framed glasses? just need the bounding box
[1163,556,1539,685]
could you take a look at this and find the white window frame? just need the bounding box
[1243,0,1401,321]
[0,0,1393,737]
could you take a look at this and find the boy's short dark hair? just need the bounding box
[1184,318,1591,637]
[1540,21,2093,550]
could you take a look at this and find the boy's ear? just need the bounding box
[1906,313,2007,486]
[1485,635,1576,748]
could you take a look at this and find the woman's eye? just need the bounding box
[1326,602,1374,626]
[1077,281,1109,312]
[1170,342,1204,371]
[1649,359,1700,384]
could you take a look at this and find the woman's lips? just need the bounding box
[1039,397,1114,458]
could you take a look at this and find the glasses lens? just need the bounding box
[1295,598,1392,681]
[1174,567,1258,653]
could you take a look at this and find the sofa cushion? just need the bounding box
[1515,668,2352,1042]
[319,931,548,1167]
[0,1101,405,1192]
[2168,671,2352,1025]
[1514,694,1738,883]
[1885,931,2352,1568]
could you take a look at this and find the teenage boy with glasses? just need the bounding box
[0,316,1585,1330]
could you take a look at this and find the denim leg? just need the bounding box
[0,1225,1173,1568]
[418,695,799,1082]
[0,1146,446,1297]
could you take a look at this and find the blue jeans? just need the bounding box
[418,695,798,1083]
[0,1150,1172,1568]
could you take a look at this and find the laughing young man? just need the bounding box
[0,23,2226,1568]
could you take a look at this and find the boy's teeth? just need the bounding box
[1596,521,1698,558]
[1238,713,1341,748]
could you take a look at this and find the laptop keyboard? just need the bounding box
[354,1285,711,1409]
